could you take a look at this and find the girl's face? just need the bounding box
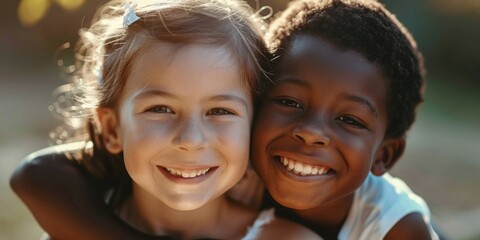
[103,43,253,210]
[252,36,389,210]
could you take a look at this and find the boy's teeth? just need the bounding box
[288,161,295,170]
[279,156,330,176]
[165,167,211,178]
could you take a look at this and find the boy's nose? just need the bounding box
[173,117,208,151]
[292,123,332,147]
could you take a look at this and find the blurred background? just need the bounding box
[0,0,479,239]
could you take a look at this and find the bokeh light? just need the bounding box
[17,0,51,27]
[17,0,86,27]
[429,0,480,14]
[54,0,85,11]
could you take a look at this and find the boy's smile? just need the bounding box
[276,155,334,177]
[252,35,390,210]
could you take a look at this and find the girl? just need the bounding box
[10,0,319,239]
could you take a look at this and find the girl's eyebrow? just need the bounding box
[208,94,249,108]
[132,89,175,101]
[132,89,248,107]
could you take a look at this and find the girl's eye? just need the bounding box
[146,105,174,113]
[337,116,366,129]
[274,98,303,109]
[207,108,234,115]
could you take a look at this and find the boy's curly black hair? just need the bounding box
[266,0,426,138]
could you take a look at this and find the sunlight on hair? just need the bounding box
[17,0,51,27]
[17,0,85,27]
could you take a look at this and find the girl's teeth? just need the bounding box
[165,167,211,178]
[279,157,330,176]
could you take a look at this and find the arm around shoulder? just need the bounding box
[384,212,435,240]
[10,146,169,240]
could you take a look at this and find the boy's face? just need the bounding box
[252,35,389,209]
[100,43,253,211]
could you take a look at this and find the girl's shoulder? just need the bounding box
[23,141,91,162]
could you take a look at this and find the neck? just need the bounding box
[120,183,232,239]
[278,193,354,240]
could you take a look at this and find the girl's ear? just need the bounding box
[97,108,122,154]
[371,136,406,176]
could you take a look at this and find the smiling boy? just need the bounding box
[252,0,437,239]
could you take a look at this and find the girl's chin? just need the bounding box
[163,200,208,211]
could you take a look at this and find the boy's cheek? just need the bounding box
[258,105,294,125]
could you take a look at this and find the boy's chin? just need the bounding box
[269,190,321,210]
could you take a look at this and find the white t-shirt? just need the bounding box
[338,173,439,240]
[242,208,276,240]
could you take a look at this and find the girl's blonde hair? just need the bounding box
[52,0,270,208]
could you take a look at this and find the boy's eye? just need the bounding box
[146,105,174,113]
[274,98,303,109]
[207,108,234,115]
[337,116,366,129]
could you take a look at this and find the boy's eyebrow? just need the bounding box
[343,94,378,117]
[276,77,378,116]
[275,77,309,87]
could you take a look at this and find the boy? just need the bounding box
[253,0,437,239]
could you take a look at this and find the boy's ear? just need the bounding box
[371,136,406,176]
[97,108,122,154]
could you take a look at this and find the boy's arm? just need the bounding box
[10,149,171,240]
[384,212,435,240]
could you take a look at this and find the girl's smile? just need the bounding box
[156,165,218,184]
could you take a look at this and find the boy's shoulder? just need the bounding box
[358,173,428,209]
[339,173,438,239]
[383,212,435,240]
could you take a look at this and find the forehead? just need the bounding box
[120,43,247,101]
[132,43,240,83]
[134,42,238,72]
[278,35,385,89]
[277,35,388,112]
[284,35,380,77]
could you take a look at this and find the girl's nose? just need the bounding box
[292,121,332,147]
[173,117,208,151]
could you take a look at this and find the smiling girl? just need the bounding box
[10,0,320,239]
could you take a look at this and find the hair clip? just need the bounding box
[123,3,140,27]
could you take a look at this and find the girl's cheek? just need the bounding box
[126,118,174,141]
[212,121,251,145]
